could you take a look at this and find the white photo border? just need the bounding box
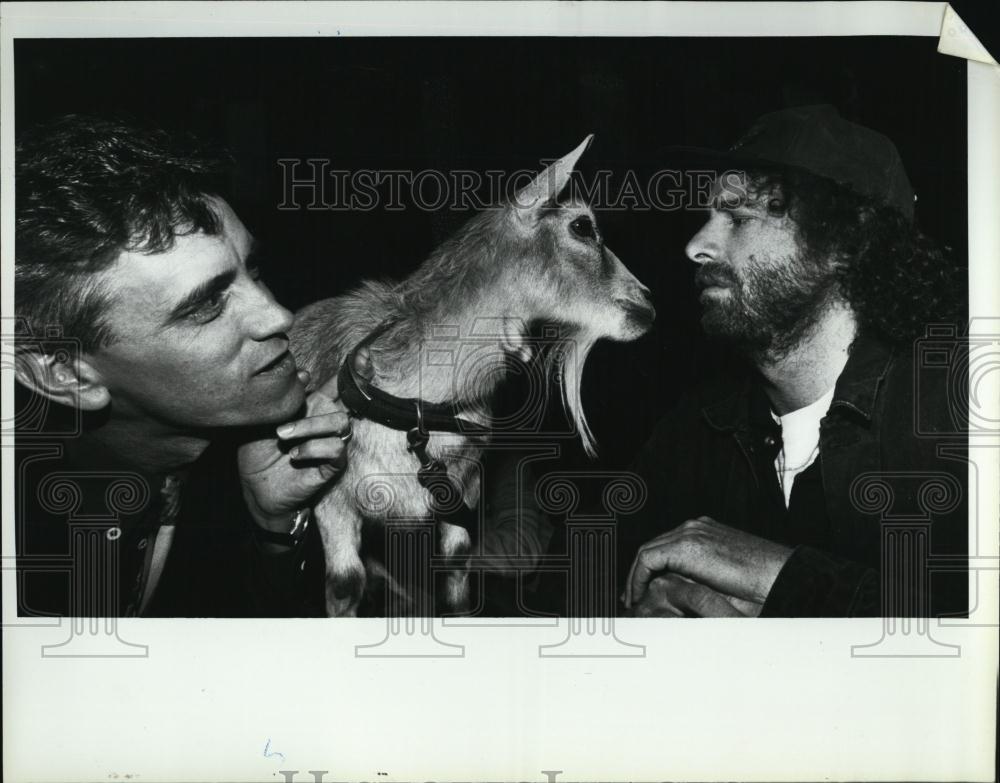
[2,3,997,782]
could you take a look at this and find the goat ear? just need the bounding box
[501,316,533,364]
[513,135,593,223]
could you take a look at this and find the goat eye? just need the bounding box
[569,215,596,240]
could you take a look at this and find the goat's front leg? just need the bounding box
[438,521,472,614]
[314,488,366,617]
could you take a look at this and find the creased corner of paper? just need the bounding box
[938,4,998,68]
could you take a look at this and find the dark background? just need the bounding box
[15,36,968,470]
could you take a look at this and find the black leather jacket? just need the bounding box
[15,434,324,618]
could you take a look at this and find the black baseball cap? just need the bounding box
[671,104,915,221]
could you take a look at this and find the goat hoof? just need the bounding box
[326,566,365,616]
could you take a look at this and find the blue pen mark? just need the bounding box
[263,738,285,763]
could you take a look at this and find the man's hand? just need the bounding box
[627,574,761,617]
[238,368,353,534]
[624,516,793,614]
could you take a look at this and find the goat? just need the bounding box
[289,136,655,617]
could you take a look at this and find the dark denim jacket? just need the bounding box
[619,335,969,617]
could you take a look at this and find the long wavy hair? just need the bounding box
[743,166,966,345]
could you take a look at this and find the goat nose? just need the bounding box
[631,286,656,321]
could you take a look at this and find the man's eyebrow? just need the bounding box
[166,269,238,323]
[712,194,750,211]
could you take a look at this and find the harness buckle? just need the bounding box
[406,426,431,463]
[406,428,475,537]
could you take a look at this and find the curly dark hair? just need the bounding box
[15,115,233,351]
[740,165,966,346]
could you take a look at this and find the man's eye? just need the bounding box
[729,214,752,227]
[188,291,229,323]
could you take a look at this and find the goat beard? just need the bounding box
[697,253,840,361]
[545,329,599,457]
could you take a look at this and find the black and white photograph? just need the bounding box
[2,2,998,782]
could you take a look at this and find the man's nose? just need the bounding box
[685,222,719,265]
[246,284,295,340]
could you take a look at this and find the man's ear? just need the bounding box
[14,349,111,411]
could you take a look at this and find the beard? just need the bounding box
[696,253,839,359]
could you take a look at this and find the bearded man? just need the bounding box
[621,105,968,618]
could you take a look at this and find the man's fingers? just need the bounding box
[632,597,684,618]
[631,575,686,617]
[623,527,693,606]
[288,436,347,465]
[682,581,746,618]
[626,543,676,607]
[624,541,657,606]
[725,596,762,617]
[651,574,748,618]
[625,545,666,606]
[624,554,641,608]
[624,549,645,607]
[276,411,351,441]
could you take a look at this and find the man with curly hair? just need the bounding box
[622,105,968,617]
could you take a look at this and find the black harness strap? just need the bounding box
[336,343,490,436]
[336,329,489,536]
